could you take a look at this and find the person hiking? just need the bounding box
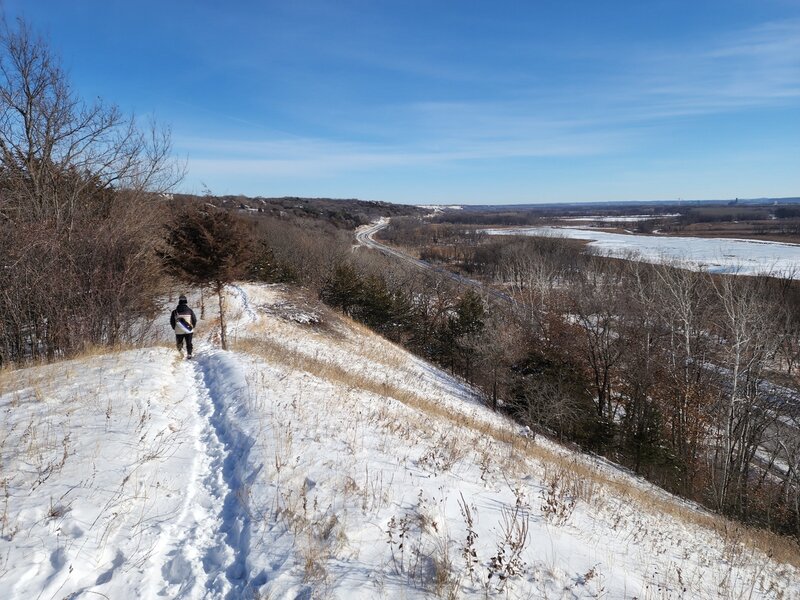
[170,295,198,358]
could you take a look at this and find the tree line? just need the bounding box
[363,218,800,539]
[0,20,181,365]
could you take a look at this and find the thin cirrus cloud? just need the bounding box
[419,18,800,125]
[632,19,800,112]
[180,18,799,193]
[179,125,635,179]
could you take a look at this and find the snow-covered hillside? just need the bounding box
[1,284,797,599]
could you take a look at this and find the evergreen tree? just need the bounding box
[320,263,364,316]
[161,206,251,350]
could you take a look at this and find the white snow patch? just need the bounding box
[559,214,680,222]
[484,226,800,278]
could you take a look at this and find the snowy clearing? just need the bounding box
[1,283,797,599]
[483,226,800,277]
[558,215,680,223]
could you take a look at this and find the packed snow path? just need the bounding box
[192,350,265,598]
[155,349,263,599]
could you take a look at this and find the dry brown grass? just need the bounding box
[248,305,412,376]
[0,340,154,387]
[235,332,800,571]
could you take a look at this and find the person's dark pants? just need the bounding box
[176,333,193,356]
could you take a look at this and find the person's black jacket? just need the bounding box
[170,299,197,332]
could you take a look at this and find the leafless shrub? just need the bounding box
[386,495,461,597]
[417,435,466,474]
[540,469,577,526]
[0,477,14,540]
[0,20,182,365]
[386,513,412,574]
[457,493,479,583]
[486,504,529,591]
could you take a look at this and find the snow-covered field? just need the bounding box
[558,215,680,223]
[1,283,798,599]
[484,226,800,277]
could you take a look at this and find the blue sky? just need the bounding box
[5,1,799,204]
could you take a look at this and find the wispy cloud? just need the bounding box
[178,18,799,186]
[177,121,634,179]
[425,19,800,123]
[632,19,800,112]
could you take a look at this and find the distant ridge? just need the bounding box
[446,197,800,211]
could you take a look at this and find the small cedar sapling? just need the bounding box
[161,205,251,350]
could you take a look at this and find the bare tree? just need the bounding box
[570,264,627,422]
[650,262,717,493]
[0,19,181,230]
[710,275,782,515]
[0,19,182,363]
[504,244,560,334]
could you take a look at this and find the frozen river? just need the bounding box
[483,226,800,278]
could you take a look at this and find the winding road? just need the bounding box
[355,219,513,303]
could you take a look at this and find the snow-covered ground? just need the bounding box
[484,226,800,277]
[417,205,464,211]
[1,283,798,599]
[558,215,680,223]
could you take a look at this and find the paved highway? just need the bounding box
[355,219,513,303]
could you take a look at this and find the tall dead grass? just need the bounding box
[235,333,800,571]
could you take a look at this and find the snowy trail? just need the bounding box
[229,284,258,325]
[152,285,264,598]
[144,344,265,599]
[192,348,266,599]
[149,354,233,599]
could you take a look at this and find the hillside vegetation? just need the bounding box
[1,283,798,599]
[367,217,800,539]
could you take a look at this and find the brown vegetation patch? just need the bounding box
[235,332,800,570]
